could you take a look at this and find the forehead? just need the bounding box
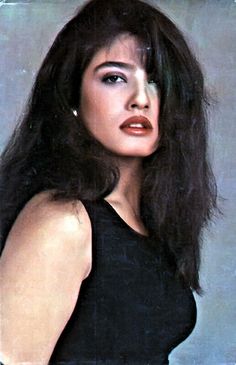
[88,34,145,68]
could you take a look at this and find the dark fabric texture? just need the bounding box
[49,199,196,364]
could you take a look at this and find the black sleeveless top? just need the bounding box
[49,199,196,364]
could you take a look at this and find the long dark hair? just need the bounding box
[0,0,217,292]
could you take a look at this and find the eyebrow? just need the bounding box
[94,61,134,73]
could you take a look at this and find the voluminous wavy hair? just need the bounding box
[0,0,217,292]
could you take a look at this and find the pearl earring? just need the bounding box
[72,109,78,117]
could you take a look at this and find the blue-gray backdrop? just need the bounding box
[0,0,235,364]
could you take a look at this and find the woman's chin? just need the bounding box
[112,148,157,158]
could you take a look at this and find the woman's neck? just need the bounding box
[105,157,143,217]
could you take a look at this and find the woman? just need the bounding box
[0,0,217,363]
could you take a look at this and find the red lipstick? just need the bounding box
[120,116,152,136]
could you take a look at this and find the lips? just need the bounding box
[120,116,152,136]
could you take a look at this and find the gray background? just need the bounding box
[0,0,235,364]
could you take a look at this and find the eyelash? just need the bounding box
[147,74,158,85]
[101,73,158,87]
[102,74,126,84]
[148,78,157,85]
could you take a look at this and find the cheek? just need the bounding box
[80,85,94,111]
[80,91,109,137]
[80,89,96,122]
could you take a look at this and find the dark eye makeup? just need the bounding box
[100,72,158,87]
[147,73,158,85]
[102,74,127,84]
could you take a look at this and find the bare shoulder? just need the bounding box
[10,190,90,239]
[0,191,92,362]
[1,191,92,282]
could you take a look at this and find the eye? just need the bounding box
[102,74,126,84]
[147,73,158,86]
[148,78,158,86]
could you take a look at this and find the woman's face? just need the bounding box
[80,34,160,158]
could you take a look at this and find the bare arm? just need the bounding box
[0,192,92,364]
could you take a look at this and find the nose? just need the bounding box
[127,81,150,111]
